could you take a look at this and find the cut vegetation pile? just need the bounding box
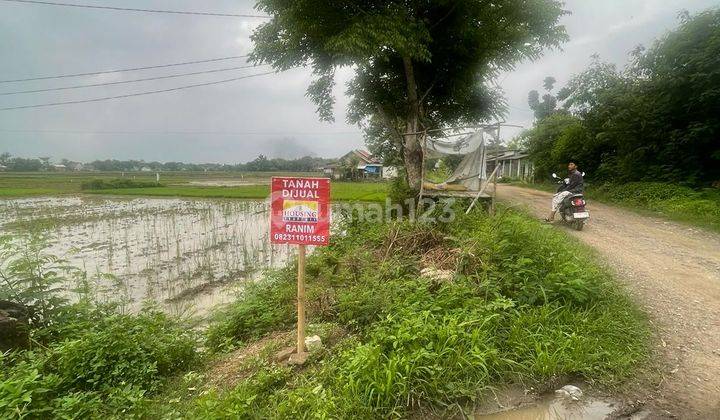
[0,205,650,419]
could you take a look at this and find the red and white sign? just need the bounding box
[270,177,331,246]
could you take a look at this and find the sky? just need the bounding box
[0,0,717,164]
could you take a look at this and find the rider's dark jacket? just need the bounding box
[559,169,584,194]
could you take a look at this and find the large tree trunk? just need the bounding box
[402,56,424,192]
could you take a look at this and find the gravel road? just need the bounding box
[496,184,720,419]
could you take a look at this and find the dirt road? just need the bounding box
[495,185,720,419]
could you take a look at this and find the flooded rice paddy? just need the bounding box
[0,196,295,317]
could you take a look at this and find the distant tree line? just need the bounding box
[517,9,720,186]
[0,153,333,173]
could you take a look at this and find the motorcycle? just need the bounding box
[552,172,589,231]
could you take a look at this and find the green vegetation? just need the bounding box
[0,152,333,173]
[0,172,389,201]
[518,9,720,186]
[592,182,720,231]
[510,181,720,232]
[1,309,197,418]
[169,206,649,418]
[0,235,198,419]
[0,188,57,197]
[251,0,568,190]
[1,204,650,418]
[86,182,388,202]
[80,178,163,190]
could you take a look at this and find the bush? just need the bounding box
[0,310,197,418]
[48,311,197,393]
[387,172,414,205]
[80,178,163,190]
[205,272,296,351]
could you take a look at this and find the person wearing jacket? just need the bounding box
[545,162,584,222]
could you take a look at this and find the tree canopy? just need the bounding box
[519,9,720,186]
[251,0,568,189]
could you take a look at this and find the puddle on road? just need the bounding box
[475,395,626,420]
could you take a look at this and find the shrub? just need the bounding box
[48,311,197,393]
[0,233,75,327]
[387,173,414,206]
[205,271,296,351]
[0,310,197,418]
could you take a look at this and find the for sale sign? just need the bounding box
[270,177,330,246]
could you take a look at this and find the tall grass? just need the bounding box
[181,205,650,418]
[592,182,720,231]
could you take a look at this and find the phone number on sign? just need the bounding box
[272,233,327,243]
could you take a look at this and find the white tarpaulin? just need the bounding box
[426,132,485,157]
[424,128,498,190]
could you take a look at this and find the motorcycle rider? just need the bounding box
[545,161,584,222]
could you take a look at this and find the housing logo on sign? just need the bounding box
[270,177,331,246]
[282,200,318,222]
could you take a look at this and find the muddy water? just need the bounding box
[475,395,645,420]
[0,196,294,316]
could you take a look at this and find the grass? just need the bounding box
[0,172,389,202]
[509,180,720,232]
[85,182,388,202]
[158,204,650,418]
[0,188,57,197]
[1,200,651,418]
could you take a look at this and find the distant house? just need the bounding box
[486,150,533,181]
[70,163,84,171]
[51,164,67,172]
[0,164,7,172]
[321,150,396,180]
[140,166,152,172]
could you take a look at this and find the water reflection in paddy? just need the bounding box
[0,196,295,317]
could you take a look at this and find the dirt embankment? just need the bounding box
[496,185,720,419]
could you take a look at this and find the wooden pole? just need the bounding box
[296,244,307,354]
[466,165,499,214]
[418,130,427,211]
[491,124,500,214]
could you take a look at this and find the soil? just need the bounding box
[206,331,294,389]
[496,185,720,419]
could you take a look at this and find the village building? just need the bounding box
[321,149,397,180]
[486,149,534,181]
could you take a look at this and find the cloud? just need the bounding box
[0,0,717,162]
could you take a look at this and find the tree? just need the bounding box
[521,113,585,180]
[251,1,568,190]
[522,9,720,185]
[528,75,559,120]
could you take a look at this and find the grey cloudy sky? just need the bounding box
[0,0,717,163]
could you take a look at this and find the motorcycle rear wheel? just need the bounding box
[573,220,584,231]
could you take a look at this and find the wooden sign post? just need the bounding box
[270,177,330,358]
[296,244,306,353]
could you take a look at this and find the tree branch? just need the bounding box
[375,103,405,145]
